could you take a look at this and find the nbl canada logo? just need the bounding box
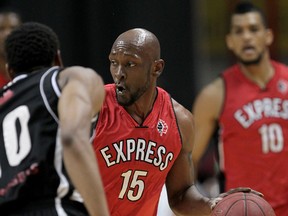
[157,119,168,136]
[277,79,288,94]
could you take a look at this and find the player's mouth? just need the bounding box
[116,85,126,95]
[242,45,255,54]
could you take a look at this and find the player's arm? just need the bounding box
[57,66,109,216]
[191,77,224,177]
[166,100,212,216]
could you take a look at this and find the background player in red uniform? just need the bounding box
[0,22,109,216]
[92,27,258,216]
[0,9,21,88]
[192,2,288,215]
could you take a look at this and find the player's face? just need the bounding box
[226,12,273,65]
[0,13,21,56]
[109,43,152,106]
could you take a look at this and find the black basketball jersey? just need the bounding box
[0,66,88,215]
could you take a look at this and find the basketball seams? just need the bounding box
[244,192,247,216]
[211,192,275,216]
[246,193,267,216]
[225,199,244,216]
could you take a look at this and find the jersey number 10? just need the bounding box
[258,123,284,153]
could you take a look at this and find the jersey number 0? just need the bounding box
[1,105,32,178]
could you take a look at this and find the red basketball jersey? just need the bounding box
[93,84,182,216]
[219,61,288,215]
[0,73,9,88]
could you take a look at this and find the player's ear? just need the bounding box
[53,50,64,67]
[6,63,15,79]
[226,34,233,50]
[265,28,273,46]
[153,59,164,77]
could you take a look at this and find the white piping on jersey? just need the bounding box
[51,71,61,97]
[54,127,85,212]
[39,66,60,123]
[55,128,69,198]
[91,114,98,122]
[218,128,225,171]
[55,197,68,216]
[12,74,28,82]
[89,114,99,142]
[3,74,28,89]
[70,190,84,202]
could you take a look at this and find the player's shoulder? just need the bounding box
[172,99,194,146]
[271,60,288,73]
[192,77,224,120]
[272,60,288,68]
[172,99,193,123]
[58,66,99,88]
[60,66,97,79]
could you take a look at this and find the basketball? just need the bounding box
[211,192,276,216]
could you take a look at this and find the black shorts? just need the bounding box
[1,199,89,216]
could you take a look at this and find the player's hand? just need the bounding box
[222,187,263,197]
[208,187,263,210]
[208,197,223,210]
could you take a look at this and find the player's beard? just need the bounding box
[238,52,263,66]
[117,78,150,107]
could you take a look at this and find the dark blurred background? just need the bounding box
[0,0,287,110]
[0,0,194,109]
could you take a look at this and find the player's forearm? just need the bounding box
[170,185,212,216]
[62,139,109,216]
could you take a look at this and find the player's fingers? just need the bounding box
[225,187,263,197]
[209,197,223,210]
[216,188,247,198]
[227,187,251,194]
[250,189,264,197]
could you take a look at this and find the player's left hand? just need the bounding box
[222,187,263,197]
[208,187,263,210]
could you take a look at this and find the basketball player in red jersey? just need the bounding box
[192,2,288,215]
[0,9,22,88]
[92,28,258,216]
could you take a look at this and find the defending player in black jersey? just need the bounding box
[0,22,109,216]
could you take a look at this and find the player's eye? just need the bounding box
[126,62,136,67]
[249,26,260,33]
[233,28,243,35]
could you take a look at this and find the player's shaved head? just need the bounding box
[112,28,161,60]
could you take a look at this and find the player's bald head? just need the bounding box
[112,28,161,60]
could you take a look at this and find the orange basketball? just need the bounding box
[211,192,275,216]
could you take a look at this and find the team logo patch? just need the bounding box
[157,119,168,136]
[277,79,288,94]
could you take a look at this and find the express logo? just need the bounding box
[157,119,168,136]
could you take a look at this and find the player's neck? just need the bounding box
[125,87,157,125]
[239,59,274,89]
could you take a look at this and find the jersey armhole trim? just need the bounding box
[40,66,60,123]
[51,71,61,97]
